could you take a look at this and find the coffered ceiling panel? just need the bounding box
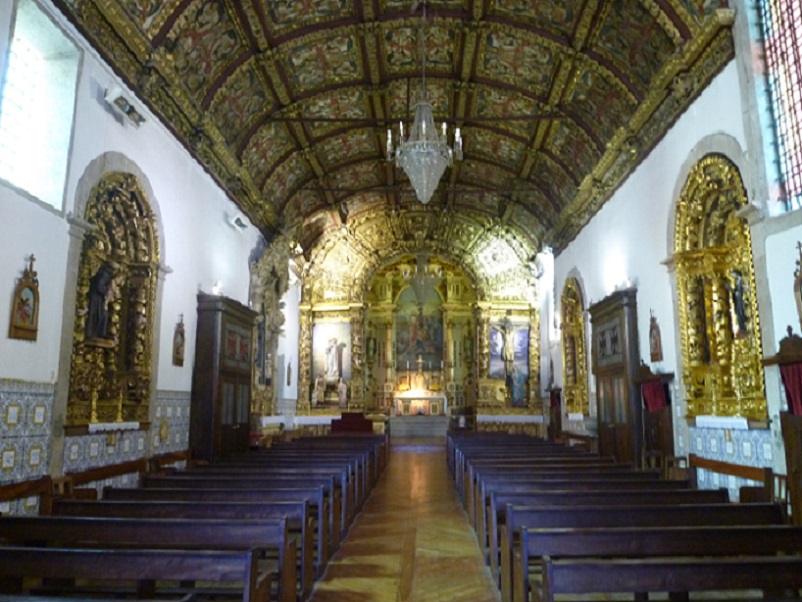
[56,0,734,267]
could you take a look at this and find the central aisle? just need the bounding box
[308,438,501,602]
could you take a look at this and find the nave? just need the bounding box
[308,438,500,602]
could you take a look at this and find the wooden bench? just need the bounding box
[489,487,728,584]
[101,485,322,589]
[474,475,683,540]
[516,524,802,602]
[142,472,343,552]
[0,514,293,602]
[499,502,787,602]
[189,463,358,528]
[464,462,636,521]
[51,497,316,599]
[534,554,802,602]
[0,546,271,602]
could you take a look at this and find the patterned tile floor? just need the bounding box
[308,438,501,602]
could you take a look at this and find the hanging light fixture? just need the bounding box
[386,0,462,205]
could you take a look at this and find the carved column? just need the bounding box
[528,306,542,412]
[445,316,454,384]
[349,305,365,410]
[297,307,313,414]
[475,303,496,409]
[385,319,394,408]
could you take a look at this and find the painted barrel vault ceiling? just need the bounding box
[53,0,734,268]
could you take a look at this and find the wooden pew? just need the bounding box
[188,463,358,529]
[474,476,689,554]
[500,502,787,602]
[534,555,802,602]
[51,498,316,599]
[491,488,729,596]
[0,546,271,602]
[142,473,343,552]
[464,462,636,522]
[0,515,293,602]
[516,524,802,602]
[101,485,321,590]
[473,472,672,536]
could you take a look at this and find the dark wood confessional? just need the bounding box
[190,293,257,463]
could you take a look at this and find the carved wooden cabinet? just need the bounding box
[588,288,641,465]
[190,294,257,463]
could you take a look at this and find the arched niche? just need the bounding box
[66,173,160,426]
[673,153,766,420]
[561,277,589,415]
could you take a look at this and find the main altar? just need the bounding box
[394,390,447,416]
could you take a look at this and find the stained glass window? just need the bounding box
[761,0,802,208]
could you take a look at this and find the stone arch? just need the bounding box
[673,153,766,420]
[560,276,589,415]
[66,172,160,426]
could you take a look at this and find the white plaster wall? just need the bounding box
[554,61,747,382]
[0,1,261,392]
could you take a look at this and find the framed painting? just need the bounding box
[489,319,529,406]
[9,255,38,341]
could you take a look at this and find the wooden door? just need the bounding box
[589,289,641,466]
[219,377,250,457]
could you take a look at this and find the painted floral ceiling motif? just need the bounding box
[55,0,734,264]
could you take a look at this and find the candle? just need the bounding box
[399,120,404,139]
[441,122,446,139]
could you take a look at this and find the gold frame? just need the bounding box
[561,278,589,415]
[8,255,39,341]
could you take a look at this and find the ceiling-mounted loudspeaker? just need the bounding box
[104,86,145,126]
[228,214,248,231]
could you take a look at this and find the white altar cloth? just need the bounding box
[394,391,447,416]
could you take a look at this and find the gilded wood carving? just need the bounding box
[67,173,159,427]
[674,154,766,420]
[561,277,589,415]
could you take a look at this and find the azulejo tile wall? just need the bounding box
[0,379,54,516]
[61,390,191,497]
[1,383,191,514]
[688,425,773,501]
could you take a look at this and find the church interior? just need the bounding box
[2,0,802,598]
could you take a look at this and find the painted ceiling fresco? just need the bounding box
[54,0,734,269]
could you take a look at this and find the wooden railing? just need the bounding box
[688,453,775,502]
[0,450,191,514]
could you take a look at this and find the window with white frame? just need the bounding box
[760,0,802,209]
[0,0,80,210]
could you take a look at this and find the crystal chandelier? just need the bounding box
[386,1,462,205]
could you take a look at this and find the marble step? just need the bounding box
[388,415,450,438]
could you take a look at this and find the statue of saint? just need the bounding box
[86,263,115,341]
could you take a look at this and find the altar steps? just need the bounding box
[388,415,449,439]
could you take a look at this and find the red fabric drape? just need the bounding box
[642,380,666,413]
[780,362,802,416]
[550,389,561,408]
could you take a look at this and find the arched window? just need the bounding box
[561,277,588,415]
[67,173,159,426]
[674,154,766,420]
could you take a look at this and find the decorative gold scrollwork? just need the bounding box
[674,154,766,420]
[67,173,159,427]
[561,278,589,415]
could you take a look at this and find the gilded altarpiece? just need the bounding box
[67,173,159,426]
[476,305,540,413]
[250,237,291,416]
[561,278,589,415]
[674,154,766,420]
